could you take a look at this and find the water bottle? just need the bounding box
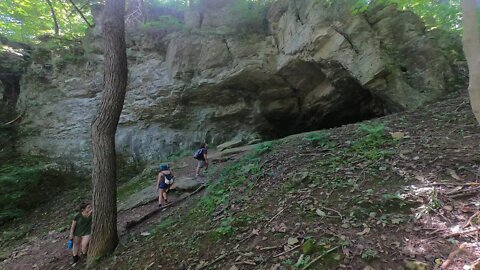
[67,239,73,250]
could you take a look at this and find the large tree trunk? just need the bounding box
[462,0,480,124]
[87,0,127,266]
[45,0,59,35]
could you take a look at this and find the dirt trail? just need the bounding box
[0,147,250,270]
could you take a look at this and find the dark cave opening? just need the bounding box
[255,60,389,139]
[1,75,21,109]
[258,89,387,140]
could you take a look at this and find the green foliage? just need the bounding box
[29,37,87,72]
[351,123,394,161]
[303,131,331,147]
[354,0,462,33]
[193,152,263,217]
[254,141,273,155]
[302,238,319,255]
[0,158,72,223]
[117,176,150,202]
[0,224,32,247]
[140,15,184,33]
[0,0,93,43]
[215,217,235,236]
[151,217,175,234]
[225,0,271,34]
[361,248,378,261]
[147,0,189,12]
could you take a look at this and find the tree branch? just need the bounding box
[67,0,95,28]
[45,0,60,35]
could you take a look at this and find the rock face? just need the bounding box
[16,0,465,170]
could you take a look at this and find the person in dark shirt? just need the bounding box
[195,143,208,177]
[68,202,92,263]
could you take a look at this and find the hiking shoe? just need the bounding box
[158,204,162,207]
[72,255,80,264]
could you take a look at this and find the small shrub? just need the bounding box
[351,122,394,161]
[361,248,378,261]
[303,131,331,147]
[140,15,184,33]
[254,141,273,155]
[215,217,235,237]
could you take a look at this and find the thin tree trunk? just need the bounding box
[461,0,480,125]
[68,0,95,28]
[45,0,59,35]
[87,0,127,266]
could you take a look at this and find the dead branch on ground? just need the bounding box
[125,184,205,229]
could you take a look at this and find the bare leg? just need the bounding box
[72,236,81,256]
[80,235,91,255]
[158,189,165,205]
[163,189,168,203]
[195,166,200,177]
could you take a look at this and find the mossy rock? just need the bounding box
[302,238,319,255]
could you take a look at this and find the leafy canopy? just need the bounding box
[0,0,95,43]
[354,0,462,33]
[0,0,467,43]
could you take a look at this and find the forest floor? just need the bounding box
[1,91,480,270]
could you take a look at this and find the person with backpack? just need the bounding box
[193,143,208,177]
[68,202,92,264]
[157,163,174,207]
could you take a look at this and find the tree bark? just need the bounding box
[461,0,480,125]
[87,0,127,266]
[45,0,59,35]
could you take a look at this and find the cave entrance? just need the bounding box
[1,75,21,109]
[257,60,387,139]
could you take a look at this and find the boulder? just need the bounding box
[118,185,157,211]
[171,176,203,192]
[217,138,244,151]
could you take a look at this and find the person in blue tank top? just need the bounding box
[157,163,174,207]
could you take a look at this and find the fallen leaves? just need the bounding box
[287,237,299,245]
[356,226,370,236]
[390,131,410,140]
[447,168,462,181]
[315,209,326,217]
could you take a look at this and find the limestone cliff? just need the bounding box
[15,0,465,169]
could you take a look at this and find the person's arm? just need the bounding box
[156,173,161,188]
[69,220,76,239]
[169,170,174,188]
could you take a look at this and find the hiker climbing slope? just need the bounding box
[193,143,208,177]
[157,163,174,207]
